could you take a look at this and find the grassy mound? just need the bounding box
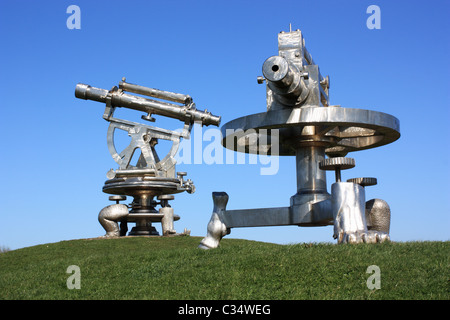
[0,236,448,300]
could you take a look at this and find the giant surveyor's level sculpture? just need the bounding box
[199,27,400,248]
[75,78,220,237]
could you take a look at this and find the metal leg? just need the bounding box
[331,182,389,243]
[98,204,129,237]
[160,207,176,235]
[199,192,230,249]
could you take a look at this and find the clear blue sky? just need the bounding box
[0,0,448,250]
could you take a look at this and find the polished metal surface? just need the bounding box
[221,107,400,156]
[76,78,220,237]
[262,55,309,106]
[200,27,398,247]
[331,182,366,243]
[75,83,220,127]
[347,178,390,233]
[365,199,391,234]
[330,182,388,243]
[118,80,193,105]
[198,192,230,249]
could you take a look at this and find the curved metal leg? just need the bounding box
[198,192,230,249]
[332,182,389,244]
[98,204,129,237]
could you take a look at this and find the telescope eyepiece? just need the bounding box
[262,56,291,83]
[75,83,90,100]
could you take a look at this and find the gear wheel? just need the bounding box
[347,177,377,187]
[319,157,355,171]
[319,157,355,182]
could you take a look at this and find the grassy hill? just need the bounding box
[0,236,448,300]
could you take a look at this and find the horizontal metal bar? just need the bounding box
[75,83,221,127]
[114,168,156,177]
[221,198,333,229]
[119,81,192,105]
[223,207,291,228]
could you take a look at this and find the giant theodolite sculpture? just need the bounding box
[75,78,220,237]
[199,28,400,248]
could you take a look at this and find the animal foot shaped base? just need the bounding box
[199,192,230,249]
[335,230,390,244]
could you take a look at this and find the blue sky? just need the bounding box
[0,0,448,250]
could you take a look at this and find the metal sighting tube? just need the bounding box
[119,81,192,105]
[75,84,108,103]
[75,84,221,127]
[262,55,308,104]
[262,55,296,89]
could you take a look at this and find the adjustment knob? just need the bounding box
[319,157,355,182]
[109,195,126,204]
[257,76,266,84]
[347,177,377,187]
[157,194,174,208]
[157,195,175,201]
[177,172,187,183]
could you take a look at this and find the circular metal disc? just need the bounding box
[221,106,400,156]
[103,177,184,196]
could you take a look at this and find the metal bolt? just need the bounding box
[141,113,156,122]
[106,169,116,179]
[177,172,187,182]
[257,76,266,84]
[320,75,330,89]
[319,157,355,182]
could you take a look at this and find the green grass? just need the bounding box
[0,236,448,300]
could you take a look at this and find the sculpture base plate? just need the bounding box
[125,213,181,236]
[128,225,159,236]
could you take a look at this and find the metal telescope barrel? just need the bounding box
[262,55,309,105]
[119,80,192,105]
[75,83,221,127]
[262,56,296,89]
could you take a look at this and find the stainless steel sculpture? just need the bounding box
[199,28,400,248]
[75,78,220,237]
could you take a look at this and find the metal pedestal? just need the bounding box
[102,176,184,236]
